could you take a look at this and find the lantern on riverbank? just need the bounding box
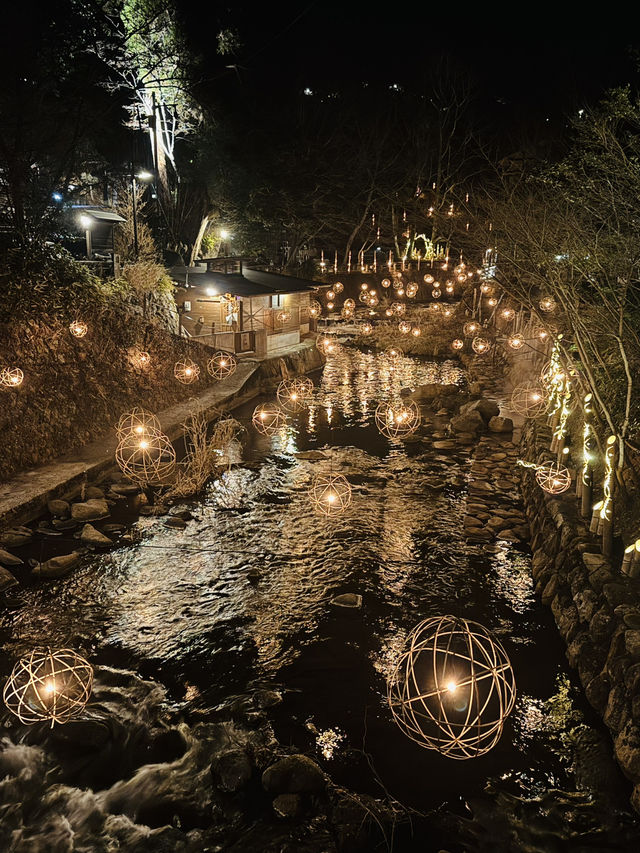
[398,320,411,334]
[424,274,434,284]
[115,430,176,484]
[510,384,547,418]
[69,320,88,338]
[309,300,322,319]
[382,278,391,288]
[344,298,356,310]
[116,407,161,441]
[384,346,404,361]
[507,335,524,350]
[276,309,291,324]
[277,377,314,412]
[252,402,286,435]
[411,327,421,337]
[517,459,571,494]
[471,337,490,355]
[341,306,355,319]
[360,322,373,335]
[406,283,418,298]
[309,473,352,517]
[174,360,200,384]
[431,288,441,299]
[451,339,464,351]
[326,290,336,302]
[463,321,479,336]
[387,615,516,759]
[3,648,94,726]
[0,367,24,388]
[374,400,421,439]
[131,350,151,369]
[208,351,237,380]
[317,335,341,356]
[391,302,406,315]
[539,297,556,313]
[334,282,344,293]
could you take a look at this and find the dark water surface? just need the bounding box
[1,348,639,851]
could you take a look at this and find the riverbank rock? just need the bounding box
[0,565,18,592]
[212,749,253,793]
[32,551,81,579]
[330,593,362,609]
[71,499,109,521]
[80,524,113,548]
[273,793,302,819]
[84,486,105,500]
[164,516,187,530]
[450,410,485,435]
[489,415,514,433]
[110,483,142,496]
[0,548,23,567]
[0,527,33,548]
[295,451,328,461]
[460,398,500,423]
[262,755,326,794]
[47,499,70,517]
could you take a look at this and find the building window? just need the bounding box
[269,294,284,308]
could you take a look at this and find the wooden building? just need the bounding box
[170,258,318,355]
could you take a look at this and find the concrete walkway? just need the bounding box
[0,341,318,527]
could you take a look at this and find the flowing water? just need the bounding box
[1,347,640,851]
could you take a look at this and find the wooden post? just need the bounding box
[600,436,616,558]
[581,464,592,519]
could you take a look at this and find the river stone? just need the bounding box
[626,630,640,658]
[110,483,142,496]
[80,524,113,548]
[213,749,252,792]
[295,450,328,460]
[84,486,105,500]
[47,499,70,517]
[489,416,513,433]
[0,527,33,548]
[331,593,362,609]
[32,552,81,579]
[169,508,193,521]
[0,548,23,567]
[71,499,109,521]
[0,565,18,592]
[450,410,485,434]
[164,516,187,530]
[262,754,326,794]
[139,505,168,517]
[615,722,640,780]
[432,440,456,450]
[273,793,302,819]
[52,518,78,531]
[459,398,500,423]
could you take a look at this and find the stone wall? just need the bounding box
[520,419,640,811]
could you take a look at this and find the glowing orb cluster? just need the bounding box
[0,367,24,388]
[387,615,516,759]
[308,473,352,517]
[374,400,421,439]
[406,283,419,298]
[174,360,200,384]
[3,648,94,726]
[539,297,556,313]
[252,402,286,435]
[207,351,237,380]
[276,376,314,412]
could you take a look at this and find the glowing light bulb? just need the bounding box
[446,680,457,693]
[139,440,149,449]
[326,492,336,503]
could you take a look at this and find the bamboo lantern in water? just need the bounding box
[115,430,176,484]
[174,360,200,384]
[0,367,24,388]
[309,473,352,517]
[374,400,421,439]
[387,615,516,759]
[276,377,314,412]
[116,407,161,441]
[317,335,341,356]
[69,320,88,338]
[3,649,93,726]
[207,351,237,380]
[252,402,286,435]
[510,384,547,418]
[384,346,404,361]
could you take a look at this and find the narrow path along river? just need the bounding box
[1,347,640,851]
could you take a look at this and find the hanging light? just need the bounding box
[334,282,344,293]
[174,360,200,384]
[309,300,322,318]
[411,327,421,337]
[116,407,161,441]
[276,377,314,412]
[518,459,571,494]
[367,294,379,307]
[360,322,373,335]
[480,283,492,295]
[398,320,411,334]
[374,400,421,439]
[463,321,479,336]
[309,473,352,516]
[0,367,24,388]
[131,350,151,369]
[501,308,515,321]
[382,278,391,288]
[507,335,524,350]
[539,297,556,313]
[391,302,406,315]
[451,339,464,350]
[423,274,435,284]
[406,283,418,298]
[252,402,286,435]
[360,282,369,291]
[317,335,341,356]
[472,337,490,354]
[207,351,237,380]
[326,290,336,301]
[534,326,550,342]
[431,288,441,299]
[276,309,291,323]
[487,297,497,307]
[510,384,547,418]
[115,430,177,484]
[341,306,355,319]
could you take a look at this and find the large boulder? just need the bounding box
[0,565,18,592]
[32,551,81,579]
[262,754,326,794]
[450,410,485,435]
[0,548,23,567]
[212,749,253,793]
[459,398,500,423]
[47,499,70,517]
[488,415,514,433]
[71,499,109,521]
[80,524,113,548]
[0,527,33,548]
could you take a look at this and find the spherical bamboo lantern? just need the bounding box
[69,320,88,338]
[3,648,93,726]
[535,461,571,494]
[398,320,411,334]
[252,402,287,435]
[326,301,335,310]
[359,291,370,303]
[507,335,525,350]
[326,290,336,301]
[391,302,406,315]
[174,360,200,384]
[510,384,547,418]
[411,327,421,337]
[457,274,467,283]
[334,282,344,293]
[472,337,491,355]
[309,473,352,517]
[276,309,291,324]
[431,288,441,299]
[384,346,404,360]
[367,294,379,307]
[396,288,405,297]
[0,367,24,388]
[375,400,421,439]
[487,297,497,307]
[463,321,480,336]
[382,278,392,288]
[501,308,515,321]
[360,322,373,335]
[309,300,322,319]
[341,306,355,319]
[131,350,151,369]
[387,615,516,759]
[445,283,454,294]
[423,274,434,284]
[534,326,550,342]
[344,298,356,310]
[115,430,176,484]
[385,308,394,317]
[406,283,418,298]
[116,407,161,441]
[317,335,341,356]
[443,308,453,318]
[276,377,314,412]
[360,282,369,291]
[207,351,237,380]
[539,296,556,313]
[480,283,492,294]
[451,339,464,351]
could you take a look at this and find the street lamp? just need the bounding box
[131,166,154,258]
